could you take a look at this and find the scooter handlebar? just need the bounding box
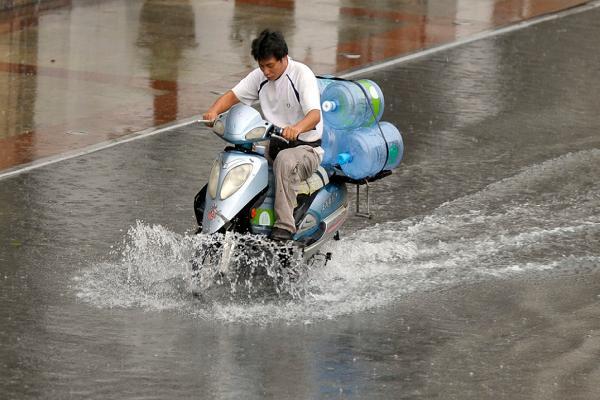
[269,125,289,144]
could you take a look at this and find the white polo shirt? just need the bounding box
[232,57,323,150]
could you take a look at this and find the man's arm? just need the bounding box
[282,109,321,141]
[203,90,240,125]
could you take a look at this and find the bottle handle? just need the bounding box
[337,152,353,165]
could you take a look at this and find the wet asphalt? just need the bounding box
[1,5,600,400]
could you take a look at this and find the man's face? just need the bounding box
[258,56,287,81]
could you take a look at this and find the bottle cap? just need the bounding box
[322,100,337,112]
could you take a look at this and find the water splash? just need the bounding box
[74,221,193,310]
[75,149,600,324]
[75,222,311,311]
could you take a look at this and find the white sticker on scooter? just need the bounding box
[259,211,271,226]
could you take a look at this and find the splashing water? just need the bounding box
[75,222,194,310]
[75,149,600,324]
[75,222,313,311]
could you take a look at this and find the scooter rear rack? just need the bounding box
[330,170,392,219]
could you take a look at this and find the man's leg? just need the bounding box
[272,146,321,234]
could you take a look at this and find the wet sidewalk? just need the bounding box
[0,0,589,172]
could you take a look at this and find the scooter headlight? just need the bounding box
[245,126,266,141]
[208,159,220,199]
[213,119,225,136]
[220,163,252,200]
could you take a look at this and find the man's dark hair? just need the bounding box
[251,29,288,61]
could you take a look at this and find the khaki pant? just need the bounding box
[272,145,321,233]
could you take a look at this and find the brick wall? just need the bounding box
[0,0,71,13]
[1,1,36,11]
[0,0,69,12]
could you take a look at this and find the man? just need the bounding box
[203,29,323,241]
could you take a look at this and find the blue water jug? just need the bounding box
[336,122,404,179]
[320,125,345,167]
[317,75,336,95]
[321,79,385,130]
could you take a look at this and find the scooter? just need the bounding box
[191,103,349,294]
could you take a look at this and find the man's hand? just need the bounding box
[282,125,301,141]
[202,110,219,127]
[202,90,241,127]
[281,109,320,141]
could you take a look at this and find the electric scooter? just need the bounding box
[190,103,348,295]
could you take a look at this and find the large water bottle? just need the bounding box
[336,122,404,179]
[320,125,345,167]
[317,75,336,95]
[321,79,385,130]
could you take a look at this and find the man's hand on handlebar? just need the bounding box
[202,111,218,126]
[282,125,301,141]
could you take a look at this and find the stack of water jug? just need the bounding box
[318,77,404,180]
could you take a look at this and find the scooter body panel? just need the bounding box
[295,182,349,258]
[307,182,348,225]
[202,151,269,234]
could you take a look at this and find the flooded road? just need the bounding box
[2,5,600,400]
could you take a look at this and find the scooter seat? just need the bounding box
[294,166,329,196]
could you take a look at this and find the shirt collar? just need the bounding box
[274,56,292,81]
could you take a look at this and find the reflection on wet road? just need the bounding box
[0,0,589,171]
[1,3,600,400]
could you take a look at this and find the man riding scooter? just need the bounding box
[202,29,323,241]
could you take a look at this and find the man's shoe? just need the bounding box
[270,227,293,241]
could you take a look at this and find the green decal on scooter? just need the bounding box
[252,208,275,227]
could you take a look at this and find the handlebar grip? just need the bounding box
[271,126,283,136]
[269,126,289,144]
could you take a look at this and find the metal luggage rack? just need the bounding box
[331,170,392,219]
